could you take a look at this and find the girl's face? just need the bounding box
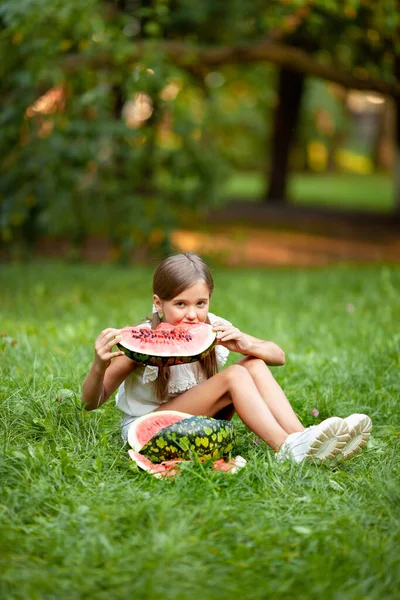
[153,280,211,325]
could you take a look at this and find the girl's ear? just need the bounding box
[152,294,163,313]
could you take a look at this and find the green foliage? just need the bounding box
[0,0,231,258]
[1,0,399,256]
[1,262,400,598]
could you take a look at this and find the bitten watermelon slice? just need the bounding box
[118,322,217,367]
[127,410,236,462]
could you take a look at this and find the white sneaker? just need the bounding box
[340,414,372,460]
[276,417,350,463]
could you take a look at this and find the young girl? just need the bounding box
[82,252,372,463]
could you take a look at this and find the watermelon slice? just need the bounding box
[128,450,183,478]
[118,322,217,367]
[128,449,247,478]
[212,456,247,474]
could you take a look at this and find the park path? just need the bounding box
[172,202,400,267]
[172,227,400,267]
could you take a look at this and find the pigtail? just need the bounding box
[150,312,170,403]
[202,314,219,379]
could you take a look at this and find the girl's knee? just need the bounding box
[239,356,272,377]
[223,364,250,385]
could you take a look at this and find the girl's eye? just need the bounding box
[198,301,206,307]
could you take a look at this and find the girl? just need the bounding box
[82,252,372,463]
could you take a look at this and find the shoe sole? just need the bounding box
[306,417,350,461]
[341,414,372,460]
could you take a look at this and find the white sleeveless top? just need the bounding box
[116,313,231,438]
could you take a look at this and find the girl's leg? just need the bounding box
[239,356,304,434]
[155,364,288,451]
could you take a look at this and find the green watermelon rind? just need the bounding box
[117,344,217,366]
[117,342,216,367]
[140,416,236,463]
[117,324,217,367]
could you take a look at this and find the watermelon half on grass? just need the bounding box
[118,322,217,367]
[127,410,245,478]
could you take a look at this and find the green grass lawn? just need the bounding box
[223,172,394,213]
[1,262,400,599]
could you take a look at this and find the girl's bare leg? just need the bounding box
[238,356,304,434]
[155,364,288,451]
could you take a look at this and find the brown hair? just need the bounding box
[151,253,218,402]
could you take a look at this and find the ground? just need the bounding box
[174,201,400,267]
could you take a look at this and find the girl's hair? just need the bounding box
[152,252,214,300]
[150,252,218,402]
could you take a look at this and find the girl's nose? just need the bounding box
[186,309,197,320]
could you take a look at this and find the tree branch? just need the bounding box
[64,39,400,99]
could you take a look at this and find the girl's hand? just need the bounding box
[212,322,252,354]
[93,328,125,372]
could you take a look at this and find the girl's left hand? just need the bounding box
[212,322,251,354]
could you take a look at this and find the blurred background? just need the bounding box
[1,0,399,265]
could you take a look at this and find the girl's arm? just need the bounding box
[212,323,285,366]
[82,328,136,410]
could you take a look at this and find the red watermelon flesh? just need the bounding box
[128,449,246,478]
[128,450,183,478]
[128,410,193,452]
[212,456,247,473]
[118,322,217,367]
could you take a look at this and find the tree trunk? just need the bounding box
[394,57,400,215]
[266,66,305,203]
[394,97,400,214]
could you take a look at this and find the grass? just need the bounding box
[223,172,394,213]
[1,261,400,600]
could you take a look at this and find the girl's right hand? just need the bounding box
[93,328,125,372]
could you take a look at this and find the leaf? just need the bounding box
[56,388,75,400]
[329,479,345,492]
[292,525,312,535]
[95,455,103,473]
